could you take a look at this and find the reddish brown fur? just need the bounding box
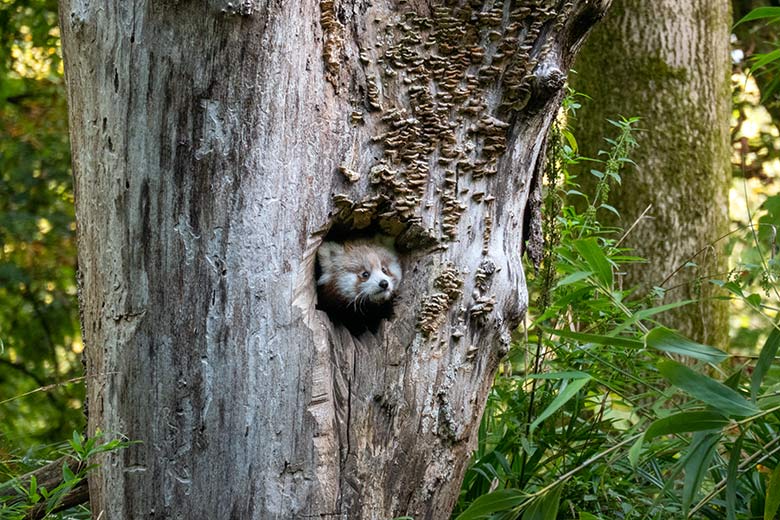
[316,238,402,334]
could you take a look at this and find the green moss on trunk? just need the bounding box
[571,0,732,346]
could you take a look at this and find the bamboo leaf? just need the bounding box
[752,326,780,402]
[562,129,578,153]
[521,484,563,520]
[735,6,780,25]
[530,377,591,434]
[634,299,697,319]
[645,327,729,363]
[752,48,780,70]
[573,238,613,287]
[658,361,759,417]
[525,371,591,380]
[455,489,526,520]
[724,369,743,390]
[545,328,643,348]
[599,203,620,216]
[727,433,744,520]
[682,432,720,515]
[628,435,643,469]
[62,462,76,483]
[555,271,594,288]
[644,411,728,441]
[611,300,696,335]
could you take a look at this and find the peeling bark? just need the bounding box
[58,1,609,518]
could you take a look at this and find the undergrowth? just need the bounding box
[454,90,780,520]
[0,431,133,519]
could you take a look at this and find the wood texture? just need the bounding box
[572,0,732,346]
[58,1,609,518]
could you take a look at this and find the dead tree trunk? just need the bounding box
[58,1,610,518]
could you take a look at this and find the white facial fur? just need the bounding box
[317,239,402,309]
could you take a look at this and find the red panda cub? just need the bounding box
[316,238,402,334]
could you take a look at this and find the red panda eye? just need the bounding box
[361,271,370,279]
[381,266,388,275]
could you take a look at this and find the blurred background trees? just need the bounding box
[0,0,83,460]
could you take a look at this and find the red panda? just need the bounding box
[316,238,402,334]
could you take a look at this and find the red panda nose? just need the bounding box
[379,279,389,290]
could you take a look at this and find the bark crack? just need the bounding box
[346,348,355,460]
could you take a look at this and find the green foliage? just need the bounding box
[735,7,780,102]
[0,0,83,453]
[0,431,134,519]
[455,91,780,519]
[730,5,780,358]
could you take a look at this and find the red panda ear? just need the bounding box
[317,242,344,270]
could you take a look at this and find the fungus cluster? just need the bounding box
[417,263,464,338]
[321,0,573,337]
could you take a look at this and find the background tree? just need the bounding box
[571,0,732,345]
[57,0,611,518]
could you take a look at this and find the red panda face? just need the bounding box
[317,239,402,310]
[354,251,401,303]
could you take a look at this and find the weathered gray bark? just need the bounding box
[572,0,732,346]
[58,1,609,518]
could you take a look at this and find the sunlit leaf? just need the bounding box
[612,300,696,335]
[562,129,578,153]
